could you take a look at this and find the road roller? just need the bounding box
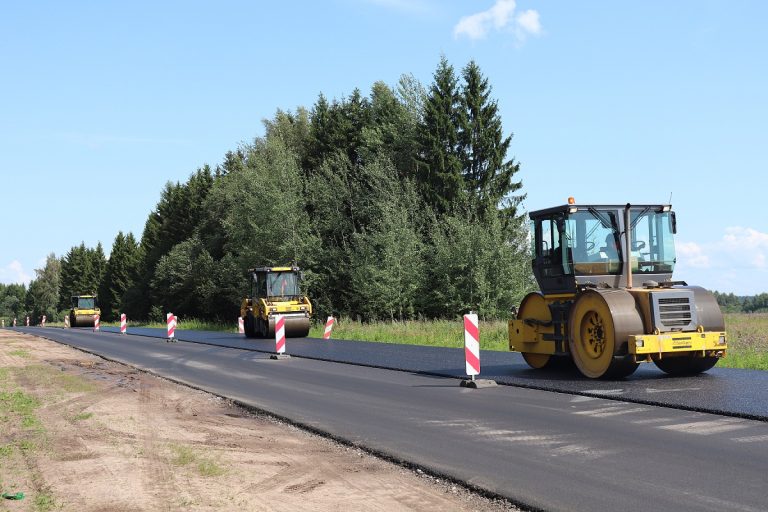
[69,295,100,327]
[240,265,312,338]
[509,200,727,379]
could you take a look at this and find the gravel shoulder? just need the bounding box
[0,330,518,512]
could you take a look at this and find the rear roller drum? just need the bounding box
[653,356,719,376]
[522,352,552,369]
[516,293,555,371]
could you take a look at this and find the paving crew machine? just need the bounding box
[509,199,727,378]
[69,295,100,327]
[241,265,312,338]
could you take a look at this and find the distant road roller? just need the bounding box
[509,200,727,379]
[69,295,100,327]
[240,266,312,338]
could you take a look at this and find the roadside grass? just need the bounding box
[718,313,768,370]
[72,412,93,421]
[13,365,97,394]
[168,444,226,477]
[308,318,511,352]
[8,349,31,358]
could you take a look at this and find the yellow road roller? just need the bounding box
[69,295,100,327]
[509,200,727,378]
[240,266,312,338]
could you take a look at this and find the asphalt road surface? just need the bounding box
[90,325,768,420]
[9,326,768,512]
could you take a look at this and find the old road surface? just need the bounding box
[11,326,768,512]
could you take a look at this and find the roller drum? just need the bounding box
[74,314,96,327]
[266,315,311,338]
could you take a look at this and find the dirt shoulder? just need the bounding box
[0,330,518,512]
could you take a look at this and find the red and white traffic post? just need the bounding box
[275,315,286,354]
[323,316,335,340]
[238,317,245,335]
[41,315,46,327]
[25,316,29,326]
[93,314,100,332]
[64,314,70,328]
[13,318,17,327]
[460,312,496,389]
[269,314,291,360]
[120,313,127,335]
[167,312,176,342]
[464,312,480,380]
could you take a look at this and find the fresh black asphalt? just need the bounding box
[6,326,768,512]
[75,325,768,421]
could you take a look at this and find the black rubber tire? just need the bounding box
[244,312,256,338]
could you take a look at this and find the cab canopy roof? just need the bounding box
[248,266,300,273]
[529,203,672,218]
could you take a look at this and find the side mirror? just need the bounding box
[671,212,677,234]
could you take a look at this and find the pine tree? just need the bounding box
[458,60,524,218]
[415,56,465,214]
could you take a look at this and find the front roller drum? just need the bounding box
[265,315,311,338]
[568,290,643,379]
[73,314,95,328]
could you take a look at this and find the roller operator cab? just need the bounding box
[240,266,312,338]
[509,200,727,378]
[69,295,100,327]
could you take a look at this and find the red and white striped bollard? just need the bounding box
[323,316,335,340]
[41,315,46,327]
[26,316,29,327]
[464,312,480,380]
[275,315,286,354]
[93,314,100,332]
[64,315,70,328]
[238,317,245,335]
[120,313,127,335]
[13,318,17,327]
[167,312,176,342]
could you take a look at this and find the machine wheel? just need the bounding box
[653,355,719,376]
[568,290,641,379]
[244,312,256,338]
[522,352,552,369]
[257,317,268,338]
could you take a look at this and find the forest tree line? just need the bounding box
[3,58,537,325]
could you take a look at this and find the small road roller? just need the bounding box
[509,200,727,378]
[69,295,100,327]
[240,265,312,338]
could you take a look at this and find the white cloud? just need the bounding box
[453,0,542,42]
[675,226,768,294]
[0,260,32,285]
[676,241,710,268]
[516,9,542,36]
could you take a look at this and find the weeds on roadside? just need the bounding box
[169,444,226,477]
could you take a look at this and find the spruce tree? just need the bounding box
[415,56,464,214]
[458,60,524,218]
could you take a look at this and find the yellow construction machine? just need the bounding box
[509,200,727,378]
[240,266,312,338]
[69,295,100,327]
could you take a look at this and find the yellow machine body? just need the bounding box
[69,295,100,327]
[509,202,727,379]
[240,266,312,338]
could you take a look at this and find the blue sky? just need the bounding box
[1,0,766,295]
